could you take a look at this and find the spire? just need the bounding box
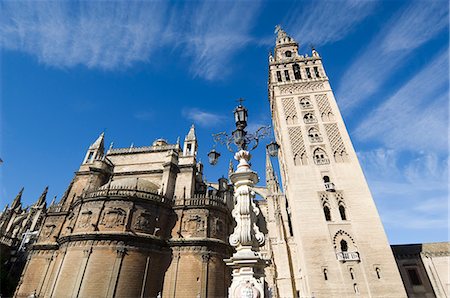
[36,186,48,207]
[183,124,198,156]
[266,151,280,194]
[185,124,196,141]
[11,187,24,210]
[90,132,105,151]
[275,25,296,46]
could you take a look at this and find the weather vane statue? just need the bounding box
[208,99,279,298]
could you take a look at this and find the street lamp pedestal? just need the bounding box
[225,251,268,298]
[226,150,268,298]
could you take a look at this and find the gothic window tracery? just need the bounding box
[308,127,322,143]
[299,97,312,109]
[313,148,329,165]
[303,113,317,124]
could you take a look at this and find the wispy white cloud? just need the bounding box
[337,1,448,112]
[358,149,448,237]
[283,0,376,46]
[354,50,449,152]
[1,1,169,69]
[0,1,261,80]
[182,108,226,127]
[171,1,261,80]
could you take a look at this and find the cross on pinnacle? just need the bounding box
[237,98,245,106]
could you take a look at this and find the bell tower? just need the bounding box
[267,26,406,297]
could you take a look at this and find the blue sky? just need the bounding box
[0,0,448,245]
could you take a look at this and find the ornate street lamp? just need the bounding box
[208,99,273,298]
[207,149,221,165]
[266,141,280,157]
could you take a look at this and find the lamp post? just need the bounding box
[208,99,278,298]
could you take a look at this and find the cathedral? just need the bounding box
[1,28,448,298]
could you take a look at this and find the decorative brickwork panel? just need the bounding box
[335,191,345,204]
[282,97,298,124]
[288,126,307,165]
[319,192,329,205]
[279,82,324,95]
[324,123,348,162]
[315,94,334,121]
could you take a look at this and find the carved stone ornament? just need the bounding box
[134,212,156,233]
[78,210,93,228]
[229,150,265,249]
[43,224,56,238]
[234,280,261,298]
[184,214,205,233]
[100,208,126,228]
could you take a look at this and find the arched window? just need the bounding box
[308,127,322,142]
[353,283,359,294]
[323,268,328,280]
[313,148,329,165]
[350,268,355,280]
[303,113,316,124]
[299,97,311,109]
[340,239,348,252]
[293,64,301,80]
[339,205,347,220]
[375,267,381,279]
[323,176,330,183]
[323,205,331,221]
[285,50,292,57]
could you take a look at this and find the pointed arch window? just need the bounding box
[299,97,312,109]
[293,64,301,80]
[349,268,355,280]
[303,113,317,124]
[323,268,328,280]
[339,204,347,220]
[308,127,322,143]
[323,205,331,221]
[285,50,292,57]
[313,148,329,165]
[375,267,381,279]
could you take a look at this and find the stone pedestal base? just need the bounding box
[225,248,268,298]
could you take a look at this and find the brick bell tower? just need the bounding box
[266,26,406,297]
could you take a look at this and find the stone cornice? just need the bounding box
[57,232,169,249]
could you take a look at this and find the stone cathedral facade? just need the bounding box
[3,28,441,298]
